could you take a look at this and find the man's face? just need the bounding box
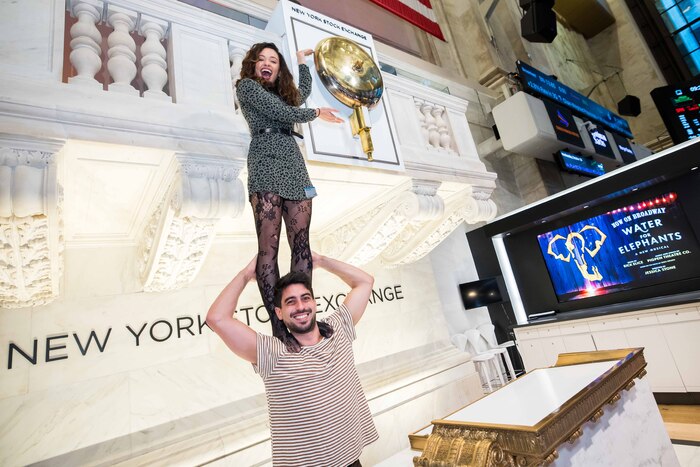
[275,283,317,334]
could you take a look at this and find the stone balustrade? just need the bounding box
[58,0,488,168]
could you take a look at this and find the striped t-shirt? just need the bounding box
[254,305,378,467]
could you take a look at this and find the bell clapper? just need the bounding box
[350,107,374,161]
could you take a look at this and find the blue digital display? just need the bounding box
[517,61,633,139]
[556,150,605,177]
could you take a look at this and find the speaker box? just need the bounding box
[617,95,641,116]
[520,0,557,43]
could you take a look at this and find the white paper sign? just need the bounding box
[266,0,404,170]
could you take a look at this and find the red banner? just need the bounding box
[368,0,445,41]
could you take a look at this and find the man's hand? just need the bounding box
[311,251,373,325]
[242,255,257,282]
[206,256,259,363]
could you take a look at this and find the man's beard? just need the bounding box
[285,309,317,334]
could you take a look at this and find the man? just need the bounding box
[206,252,378,467]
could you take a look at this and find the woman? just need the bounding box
[236,42,342,351]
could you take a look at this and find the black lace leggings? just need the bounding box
[252,192,332,351]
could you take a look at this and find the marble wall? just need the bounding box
[0,232,484,465]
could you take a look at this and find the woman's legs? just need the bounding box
[281,198,313,277]
[250,192,287,341]
[282,198,333,338]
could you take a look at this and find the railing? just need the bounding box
[65,0,170,99]
[60,0,489,166]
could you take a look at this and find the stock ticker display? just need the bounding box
[517,60,633,139]
[652,81,700,145]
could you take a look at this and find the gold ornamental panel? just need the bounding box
[413,348,648,466]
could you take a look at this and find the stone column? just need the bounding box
[140,16,170,101]
[106,7,138,95]
[68,0,104,90]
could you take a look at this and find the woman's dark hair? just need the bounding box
[236,42,301,106]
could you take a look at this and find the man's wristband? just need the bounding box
[315,108,320,117]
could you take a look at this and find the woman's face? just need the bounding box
[255,47,280,84]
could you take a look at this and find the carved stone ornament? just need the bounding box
[0,143,63,308]
[320,180,445,266]
[320,181,496,267]
[139,154,244,292]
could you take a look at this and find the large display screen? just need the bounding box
[651,78,700,144]
[536,192,700,302]
[517,60,633,139]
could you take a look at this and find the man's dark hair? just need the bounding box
[273,271,334,344]
[274,271,313,308]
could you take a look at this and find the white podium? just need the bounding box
[411,348,679,466]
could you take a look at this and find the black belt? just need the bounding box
[258,128,303,139]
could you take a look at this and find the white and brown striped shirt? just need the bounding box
[254,305,378,467]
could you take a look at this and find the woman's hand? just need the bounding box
[316,107,344,124]
[296,49,314,63]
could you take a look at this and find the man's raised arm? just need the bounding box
[313,252,374,325]
[206,256,258,363]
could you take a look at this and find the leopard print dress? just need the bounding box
[237,64,317,201]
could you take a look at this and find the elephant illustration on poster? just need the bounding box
[547,225,608,281]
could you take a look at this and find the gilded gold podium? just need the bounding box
[409,348,678,466]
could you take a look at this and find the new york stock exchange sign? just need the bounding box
[5,284,404,370]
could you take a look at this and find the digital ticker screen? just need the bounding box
[556,150,605,177]
[517,61,633,139]
[651,80,700,144]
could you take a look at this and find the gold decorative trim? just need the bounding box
[624,380,636,391]
[608,392,622,406]
[589,409,604,424]
[567,428,583,444]
[414,349,647,466]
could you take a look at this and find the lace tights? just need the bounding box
[251,192,328,351]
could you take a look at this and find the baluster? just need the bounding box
[68,0,103,90]
[229,43,246,110]
[421,103,439,148]
[107,8,138,95]
[415,98,428,143]
[432,106,452,151]
[140,17,170,101]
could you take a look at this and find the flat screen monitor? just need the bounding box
[586,126,615,159]
[517,60,633,139]
[651,78,700,144]
[459,278,503,310]
[556,150,605,177]
[536,192,700,302]
[611,133,636,164]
